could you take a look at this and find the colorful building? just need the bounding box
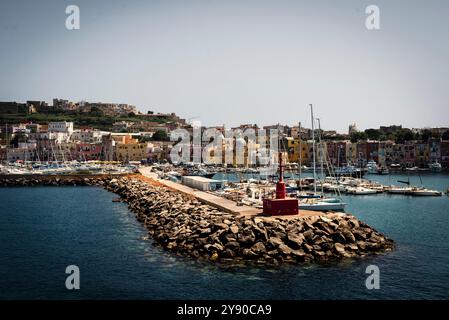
[414,142,429,167]
[76,143,102,161]
[429,138,441,163]
[367,141,379,163]
[286,137,309,164]
[114,135,149,162]
[326,141,347,166]
[440,141,449,169]
[345,142,358,165]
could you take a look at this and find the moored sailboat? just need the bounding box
[296,104,346,212]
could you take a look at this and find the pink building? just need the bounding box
[441,141,449,169]
[367,141,379,163]
[76,143,102,161]
[326,141,348,166]
[403,141,415,167]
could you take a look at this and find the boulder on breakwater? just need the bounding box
[104,177,394,265]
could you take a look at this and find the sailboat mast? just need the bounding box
[310,104,317,194]
[317,118,324,195]
[298,121,302,191]
[277,124,283,182]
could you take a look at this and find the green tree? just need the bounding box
[90,106,104,117]
[419,129,432,142]
[364,128,380,140]
[395,128,414,143]
[350,131,367,143]
[10,132,27,147]
[152,130,168,141]
[442,130,449,141]
[138,135,152,142]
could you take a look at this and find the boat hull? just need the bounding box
[298,202,346,212]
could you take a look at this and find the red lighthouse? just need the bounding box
[262,151,299,216]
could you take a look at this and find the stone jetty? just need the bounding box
[0,174,112,187]
[104,177,394,265]
[0,174,394,265]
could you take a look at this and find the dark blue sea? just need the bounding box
[1,173,449,299]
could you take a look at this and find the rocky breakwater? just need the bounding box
[105,177,394,265]
[0,175,109,187]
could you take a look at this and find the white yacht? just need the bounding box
[366,160,378,174]
[428,162,442,172]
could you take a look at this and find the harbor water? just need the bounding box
[0,173,448,299]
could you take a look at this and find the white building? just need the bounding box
[48,122,74,135]
[70,130,108,143]
[33,131,71,144]
[7,148,35,162]
[181,176,224,191]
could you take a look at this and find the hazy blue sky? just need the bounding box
[0,0,448,132]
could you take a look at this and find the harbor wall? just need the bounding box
[0,173,136,186]
[104,177,394,265]
[0,174,395,265]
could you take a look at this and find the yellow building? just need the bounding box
[220,137,260,166]
[114,134,149,162]
[414,143,430,167]
[287,137,309,164]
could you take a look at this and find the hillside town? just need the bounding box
[0,99,449,170]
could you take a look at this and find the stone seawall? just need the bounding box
[0,174,132,187]
[0,175,394,265]
[105,177,394,265]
